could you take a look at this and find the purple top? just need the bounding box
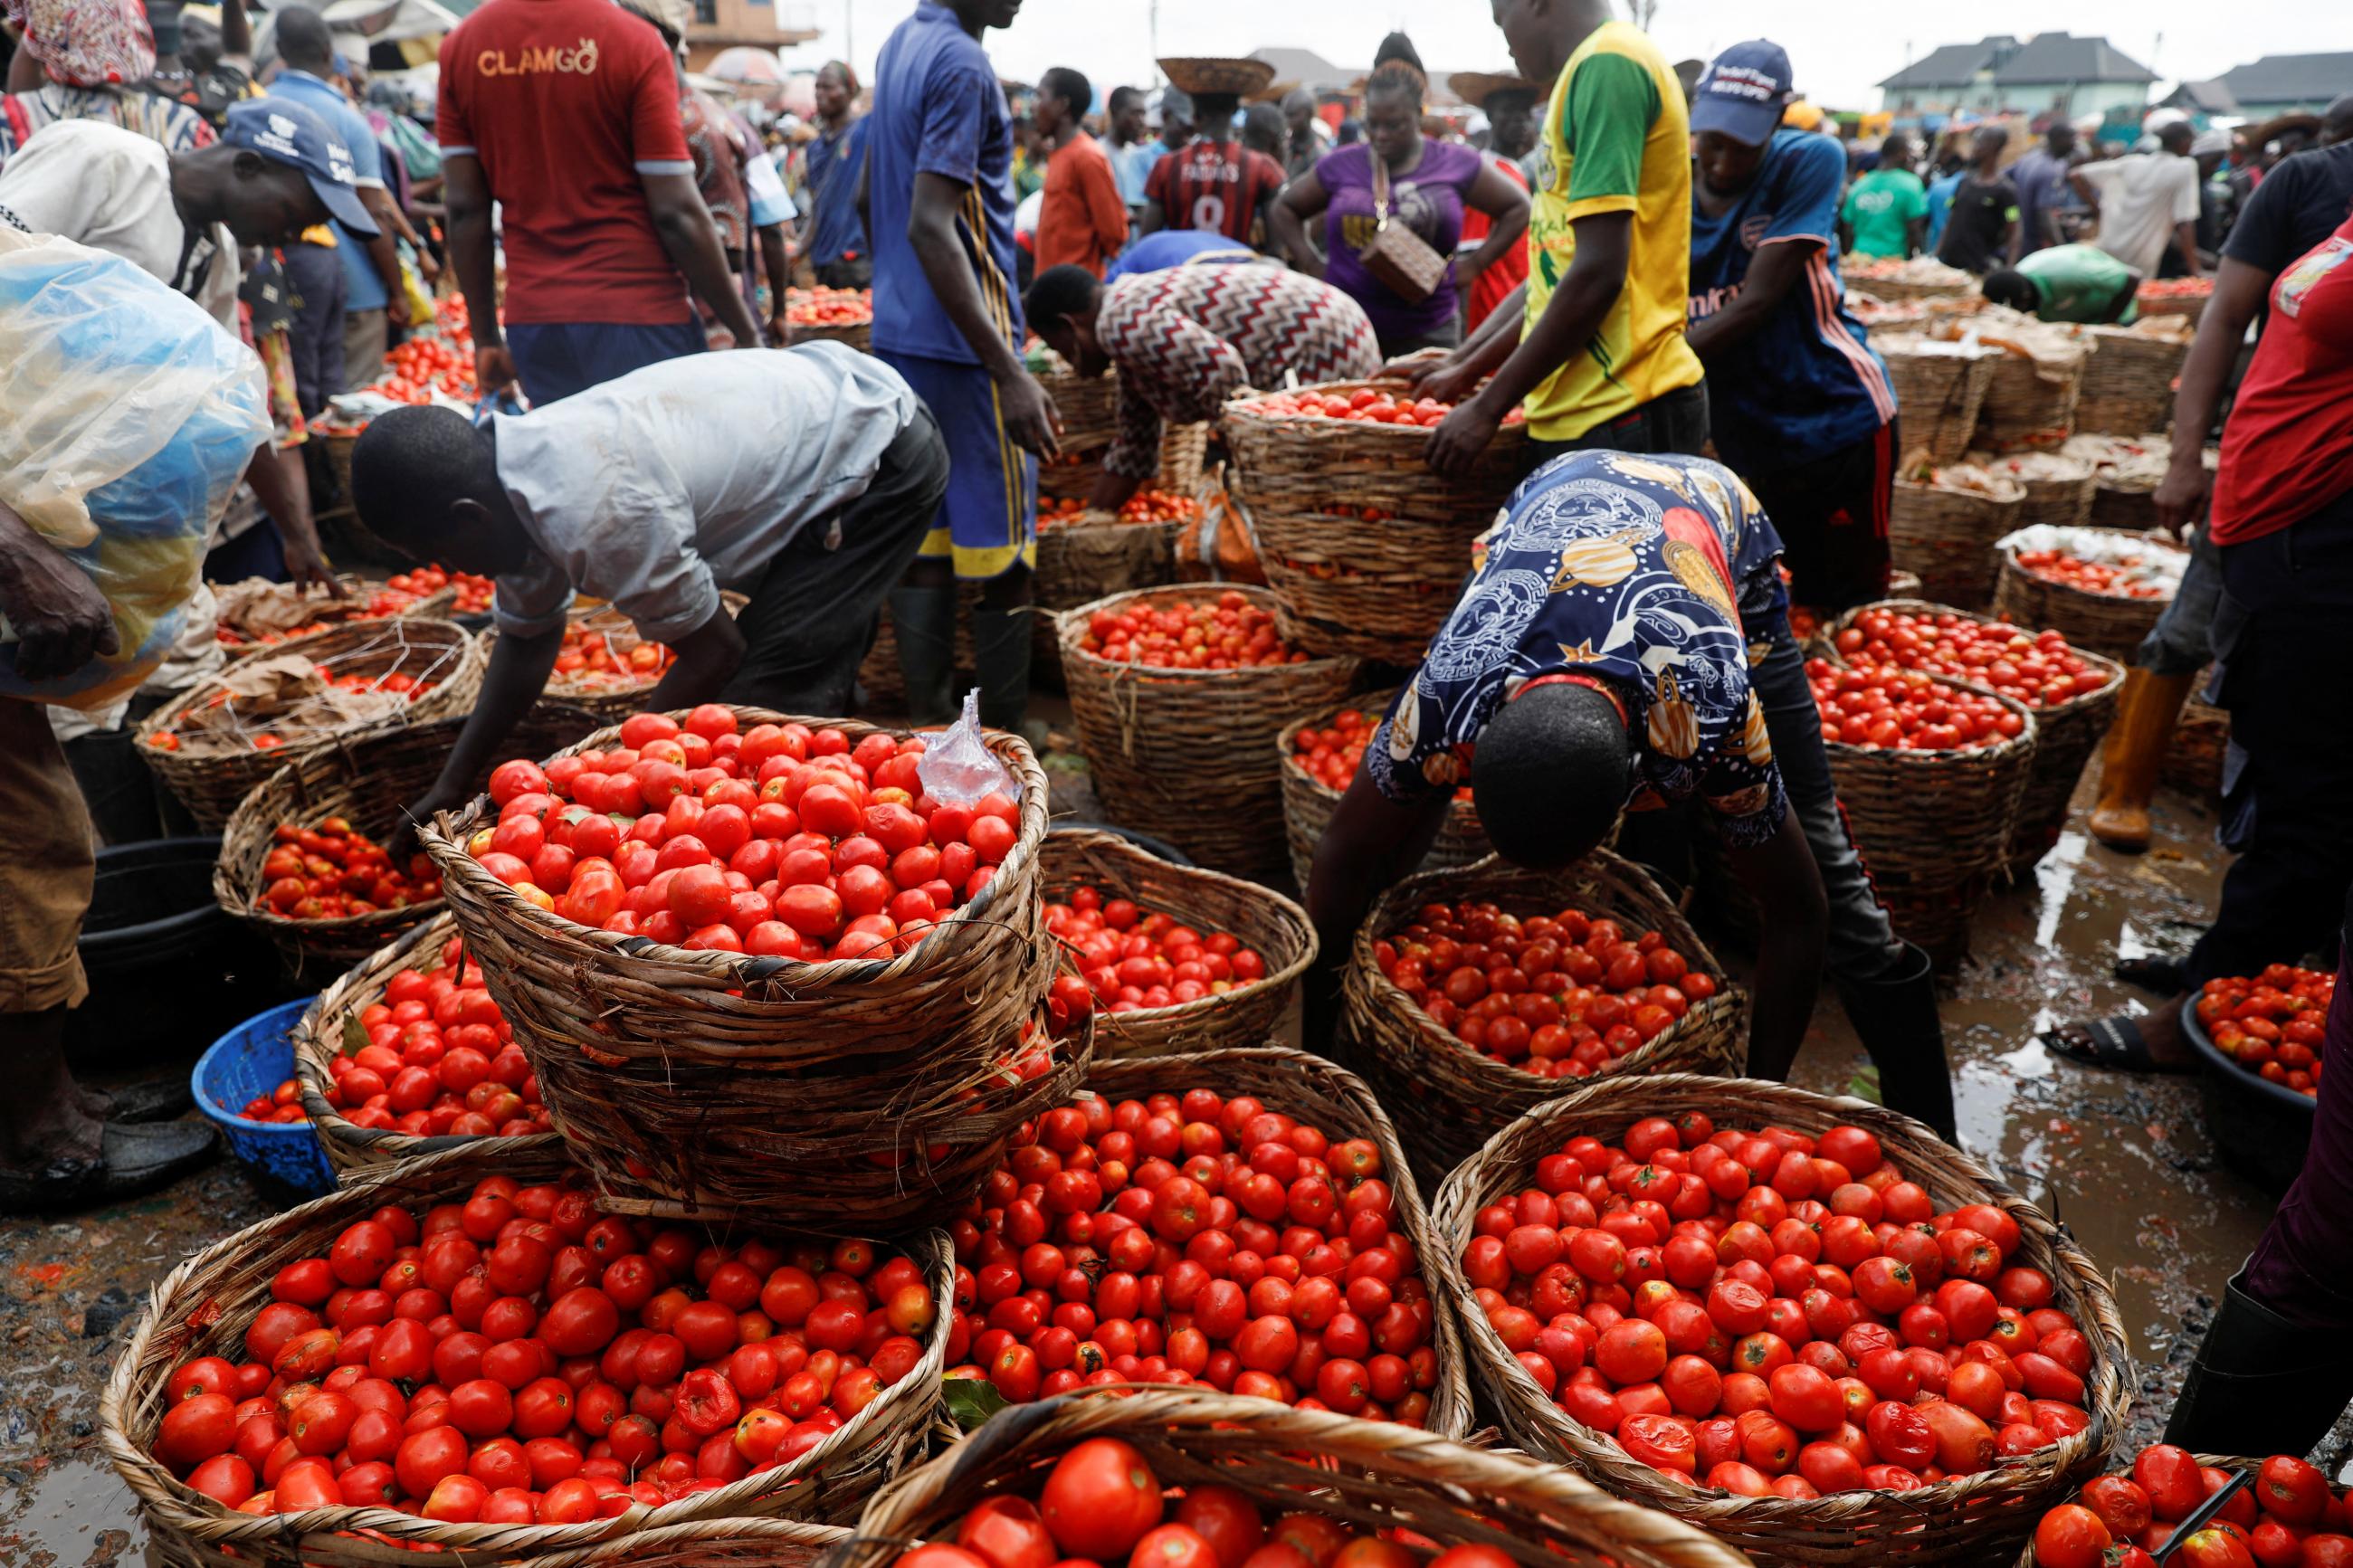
[1318,139,1484,342]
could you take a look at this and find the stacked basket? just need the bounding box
[1878,337,1999,465]
[421,708,1081,1228]
[1889,466,2025,609]
[1277,688,1491,889]
[1432,1076,2130,1568]
[1974,337,2091,452]
[1991,529,2187,660]
[1222,382,1529,661]
[1343,851,1746,1182]
[2072,321,2192,436]
[1967,450,2098,531]
[1058,584,1360,877]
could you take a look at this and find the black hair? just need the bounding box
[349,405,501,557]
[1367,33,1426,109]
[1981,268,2038,313]
[1108,84,1142,114]
[273,5,334,71]
[1040,66,1091,119]
[1241,101,1284,156]
[1160,88,1195,126]
[2157,121,2195,154]
[1022,264,1102,333]
[1470,684,1632,870]
[1337,118,1364,145]
[1191,90,1241,132]
[1372,31,1424,75]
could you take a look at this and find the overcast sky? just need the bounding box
[781,0,2353,112]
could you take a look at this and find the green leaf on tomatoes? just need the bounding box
[340,1015,369,1058]
[941,1378,1010,1431]
[1846,1065,1882,1106]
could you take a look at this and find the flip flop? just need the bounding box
[2038,1015,2198,1076]
[2111,955,2189,994]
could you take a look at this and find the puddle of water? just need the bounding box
[0,1457,142,1568]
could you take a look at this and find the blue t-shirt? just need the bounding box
[1371,451,1792,851]
[869,2,1021,364]
[1109,139,1158,206]
[1926,167,1965,247]
[1688,129,1892,473]
[1103,228,1250,280]
[804,116,870,266]
[267,70,388,312]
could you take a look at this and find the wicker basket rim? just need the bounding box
[1221,380,1531,447]
[1823,599,2127,718]
[135,617,478,741]
[1053,584,1361,679]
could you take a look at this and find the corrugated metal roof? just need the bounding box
[2215,52,2353,109]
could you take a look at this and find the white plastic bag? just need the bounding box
[917,689,1015,804]
[0,230,270,708]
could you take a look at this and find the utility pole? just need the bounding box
[1630,0,1657,30]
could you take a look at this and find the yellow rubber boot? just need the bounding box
[2088,669,2198,851]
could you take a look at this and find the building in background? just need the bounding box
[1877,33,2156,123]
[681,0,818,75]
[2162,52,2353,121]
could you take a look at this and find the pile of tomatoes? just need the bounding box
[258,817,439,921]
[947,1085,1443,1420]
[366,335,476,407]
[466,707,1017,964]
[552,625,672,689]
[783,286,872,328]
[1807,659,2027,752]
[1461,1115,2101,1496]
[1039,497,1091,528]
[1240,387,1525,429]
[235,1079,311,1125]
[1117,489,1198,525]
[2034,1447,2345,1568]
[1043,885,1268,1014]
[1291,705,1469,803]
[2195,964,2331,1099]
[148,667,438,753]
[1077,593,1310,670]
[385,564,494,616]
[2014,549,2171,600]
[892,1437,1509,1568]
[2136,277,2214,302]
[214,584,433,652]
[1833,608,2114,709]
[1375,901,1714,1079]
[148,1172,936,1520]
[321,930,554,1139]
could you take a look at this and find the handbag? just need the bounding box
[1358,150,1448,305]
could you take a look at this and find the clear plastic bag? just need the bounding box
[0,230,270,708]
[917,689,1015,804]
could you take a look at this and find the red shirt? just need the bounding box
[1145,139,1283,244]
[1462,153,1529,331]
[2212,212,2353,546]
[1037,133,1129,277]
[437,0,695,325]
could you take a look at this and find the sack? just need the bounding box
[0,230,269,709]
[1358,152,1448,305]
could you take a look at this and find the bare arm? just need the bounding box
[217,0,251,59]
[1427,209,1632,479]
[1137,197,1167,237]
[0,496,119,679]
[1687,238,1812,360]
[643,606,747,710]
[244,442,341,594]
[399,625,563,845]
[757,224,793,344]
[358,190,411,329]
[1396,279,1524,401]
[2154,257,2271,533]
[1453,160,1530,292]
[443,154,518,395]
[642,170,764,348]
[909,169,1061,456]
[1720,804,1828,1082]
[1267,169,1328,279]
[1300,767,1451,1054]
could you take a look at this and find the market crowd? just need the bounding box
[2,0,2350,1454]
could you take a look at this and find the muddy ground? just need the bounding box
[0,740,2315,1565]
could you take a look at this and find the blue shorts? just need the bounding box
[878,349,1035,581]
[507,319,707,407]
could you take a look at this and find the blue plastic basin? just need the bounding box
[193,999,336,1195]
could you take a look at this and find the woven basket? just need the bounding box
[1889,477,2024,609]
[1039,448,1106,501]
[1221,381,1529,526]
[537,595,748,718]
[2164,675,2228,797]
[794,319,872,352]
[835,1387,1754,1568]
[2086,482,2158,530]
[2135,290,2209,328]
[1826,683,2038,961]
[856,585,982,715]
[1990,535,2184,660]
[212,703,600,979]
[1158,422,1211,494]
[1042,831,1314,1058]
[1975,343,2089,452]
[2010,1456,2313,1568]
[215,576,458,661]
[2073,327,2189,435]
[1034,516,1180,688]
[292,912,562,1178]
[536,1518,849,1568]
[99,1142,952,1568]
[1082,1047,1472,1435]
[1432,1074,2130,1568]
[1058,585,1361,878]
[1277,687,1489,889]
[1036,360,1119,451]
[1967,452,2098,531]
[1235,474,1484,662]
[1825,601,2124,875]
[1880,337,1999,466]
[138,618,486,832]
[419,708,1075,1229]
[1343,851,1747,1182]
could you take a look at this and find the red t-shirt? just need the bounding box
[437,0,695,325]
[1144,139,1284,243]
[2212,212,2353,545]
[1462,153,1529,331]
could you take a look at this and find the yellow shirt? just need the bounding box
[1522,21,1703,441]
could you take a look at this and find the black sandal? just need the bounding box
[2039,1014,2198,1076]
[2111,954,2189,993]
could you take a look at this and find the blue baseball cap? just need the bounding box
[1690,41,1796,147]
[224,96,380,236]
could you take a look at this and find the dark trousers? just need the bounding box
[815,258,872,290]
[1526,380,1710,468]
[717,407,950,714]
[1740,419,1897,614]
[2186,492,2353,987]
[506,319,707,407]
[281,242,347,420]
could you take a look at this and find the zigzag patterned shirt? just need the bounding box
[1095,261,1381,479]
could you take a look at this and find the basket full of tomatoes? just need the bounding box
[834,1386,1753,1568]
[419,705,1082,1230]
[1432,1074,2131,1568]
[1039,829,1314,1059]
[1805,655,2038,964]
[1341,852,1746,1182]
[1032,491,1189,688]
[1278,689,1489,889]
[98,1141,954,1568]
[2183,964,2327,1193]
[784,286,873,350]
[1990,529,2188,660]
[2022,1447,2347,1568]
[1058,585,1360,879]
[1827,602,2123,874]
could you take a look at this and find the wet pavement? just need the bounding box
[0,744,2310,1563]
